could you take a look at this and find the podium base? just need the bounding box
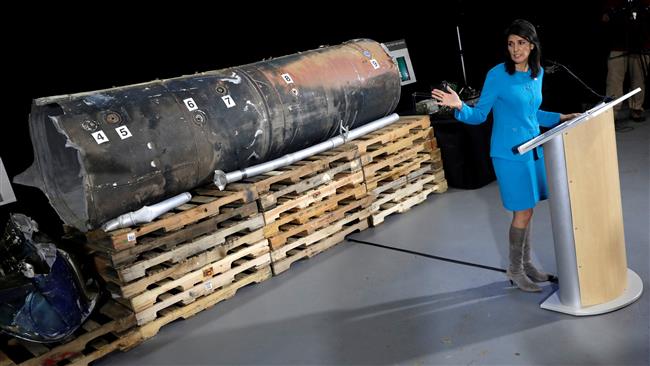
[540,269,643,316]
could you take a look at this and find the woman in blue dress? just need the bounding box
[432,19,580,292]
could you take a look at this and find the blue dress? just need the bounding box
[454,63,561,211]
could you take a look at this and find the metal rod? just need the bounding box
[102,192,192,232]
[213,113,401,190]
[457,26,467,85]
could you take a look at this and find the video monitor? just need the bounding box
[383,39,417,86]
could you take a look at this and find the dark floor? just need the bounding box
[99,114,649,366]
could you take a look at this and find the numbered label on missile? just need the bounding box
[221,95,236,108]
[183,98,198,111]
[91,131,109,144]
[281,73,294,84]
[115,125,132,140]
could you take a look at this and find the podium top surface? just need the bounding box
[516,88,641,154]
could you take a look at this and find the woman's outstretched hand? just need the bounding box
[431,86,463,110]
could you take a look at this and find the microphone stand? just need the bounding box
[457,25,468,86]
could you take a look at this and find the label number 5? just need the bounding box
[115,125,132,140]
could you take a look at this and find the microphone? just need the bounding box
[544,59,559,74]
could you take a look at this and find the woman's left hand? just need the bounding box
[431,86,463,110]
[560,113,581,122]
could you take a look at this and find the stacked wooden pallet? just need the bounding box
[348,115,448,226]
[241,144,372,275]
[86,183,271,327]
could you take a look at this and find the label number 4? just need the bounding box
[91,131,109,144]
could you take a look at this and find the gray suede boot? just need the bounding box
[507,225,541,292]
[522,224,555,283]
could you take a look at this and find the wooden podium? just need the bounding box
[517,89,643,316]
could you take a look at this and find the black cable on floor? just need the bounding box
[347,237,507,273]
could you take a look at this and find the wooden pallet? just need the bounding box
[348,115,431,154]
[134,267,272,340]
[95,214,265,284]
[263,183,366,238]
[361,128,433,162]
[0,301,136,366]
[271,212,370,275]
[364,152,437,192]
[368,162,444,196]
[370,175,447,226]
[261,170,365,224]
[257,157,367,211]
[370,172,437,212]
[240,144,363,195]
[87,201,259,268]
[363,143,432,186]
[268,194,373,249]
[86,183,258,251]
[271,207,371,271]
[133,239,271,325]
[100,227,265,301]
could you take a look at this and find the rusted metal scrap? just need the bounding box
[15,39,401,231]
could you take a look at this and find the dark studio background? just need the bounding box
[0,1,639,238]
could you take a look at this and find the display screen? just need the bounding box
[396,56,411,82]
[383,39,416,86]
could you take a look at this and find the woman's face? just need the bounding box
[507,34,534,66]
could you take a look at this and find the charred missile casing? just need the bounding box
[16,39,401,231]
